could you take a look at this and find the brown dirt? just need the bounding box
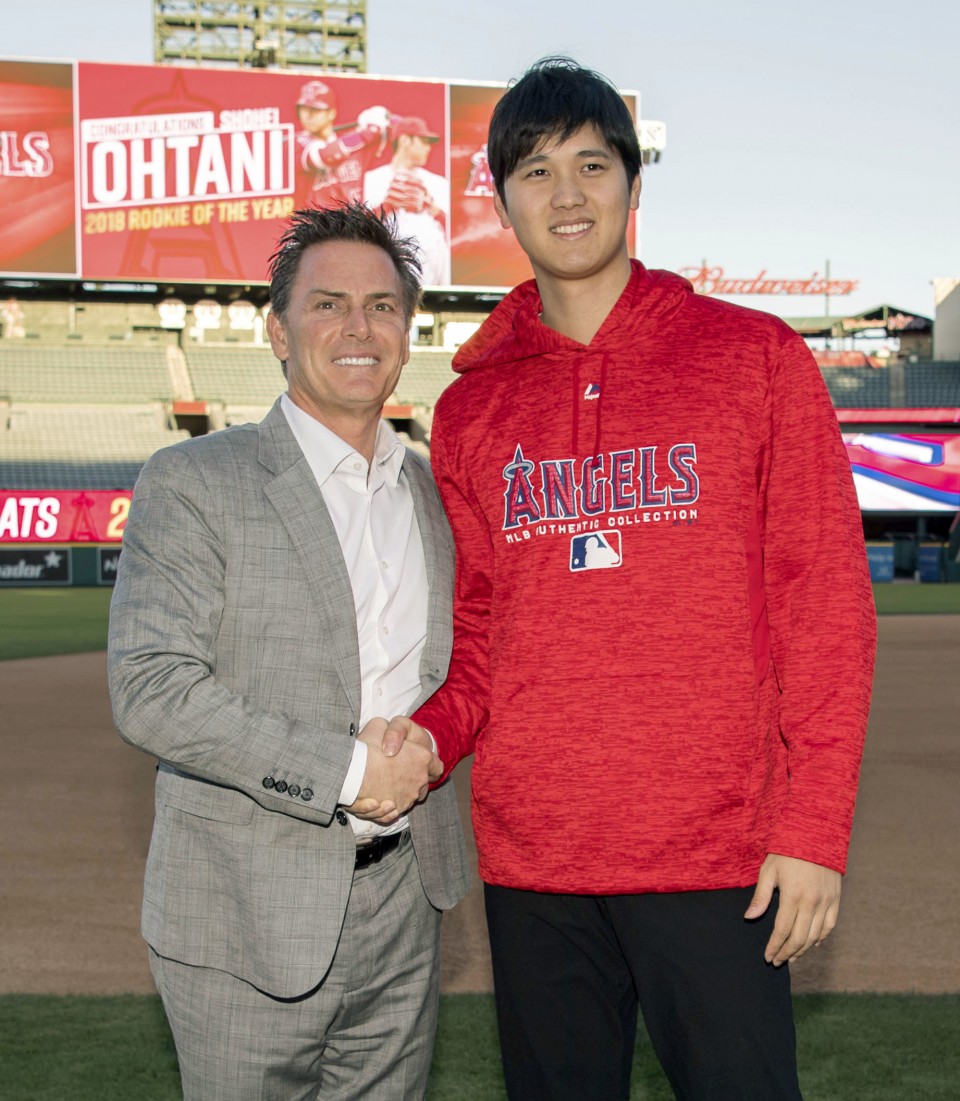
[1,615,957,996]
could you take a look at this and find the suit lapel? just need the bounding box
[258,402,361,712]
[404,452,454,702]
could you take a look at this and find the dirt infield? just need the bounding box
[1,614,957,996]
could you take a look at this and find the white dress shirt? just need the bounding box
[281,394,428,837]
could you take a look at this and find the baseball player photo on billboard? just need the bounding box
[293,77,392,208]
[364,115,450,286]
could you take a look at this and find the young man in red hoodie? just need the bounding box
[387,57,876,1100]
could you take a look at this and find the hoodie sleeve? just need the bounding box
[412,404,492,777]
[759,330,876,873]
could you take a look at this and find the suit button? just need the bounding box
[335,809,348,825]
[274,780,288,793]
[349,723,356,736]
[262,776,276,789]
[288,784,301,798]
[301,788,314,801]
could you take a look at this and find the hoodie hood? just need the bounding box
[451,260,691,376]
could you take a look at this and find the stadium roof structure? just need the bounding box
[154,0,367,72]
[785,305,933,340]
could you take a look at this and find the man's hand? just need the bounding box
[744,854,842,966]
[346,717,437,824]
[381,716,442,782]
[344,719,395,823]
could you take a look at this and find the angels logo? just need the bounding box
[502,443,700,531]
[0,131,54,178]
[465,143,495,197]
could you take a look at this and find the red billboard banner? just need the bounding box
[0,60,77,276]
[76,63,447,284]
[0,489,131,543]
[449,83,531,288]
[1,59,642,290]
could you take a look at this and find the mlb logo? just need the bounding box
[569,531,622,572]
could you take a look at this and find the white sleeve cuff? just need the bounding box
[339,739,367,806]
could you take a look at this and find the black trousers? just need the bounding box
[484,884,803,1101]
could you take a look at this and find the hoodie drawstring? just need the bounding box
[572,357,582,453]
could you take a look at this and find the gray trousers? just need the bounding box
[150,834,442,1100]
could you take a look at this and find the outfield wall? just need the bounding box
[0,543,117,586]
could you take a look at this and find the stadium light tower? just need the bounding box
[154,1,367,72]
[637,119,666,165]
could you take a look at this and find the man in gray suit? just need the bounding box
[108,203,469,1101]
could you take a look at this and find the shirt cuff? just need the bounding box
[339,740,367,807]
[421,727,437,754]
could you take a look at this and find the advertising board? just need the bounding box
[0,58,641,290]
[844,433,960,513]
[76,63,447,284]
[0,490,131,544]
[0,546,71,585]
[98,545,122,584]
[0,60,77,276]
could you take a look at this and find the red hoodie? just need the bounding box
[415,261,876,895]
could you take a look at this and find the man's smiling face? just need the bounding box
[494,123,640,287]
[267,239,411,429]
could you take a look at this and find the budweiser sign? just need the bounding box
[840,313,926,333]
[678,266,858,297]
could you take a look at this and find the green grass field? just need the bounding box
[871,581,960,614]
[0,992,957,1100]
[1,584,958,1095]
[1,582,958,663]
[0,586,114,660]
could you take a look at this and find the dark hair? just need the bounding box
[488,57,641,201]
[268,202,422,323]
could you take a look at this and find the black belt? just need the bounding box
[354,830,406,869]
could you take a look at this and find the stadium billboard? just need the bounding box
[0,58,640,290]
[0,490,131,544]
[76,63,449,285]
[0,60,78,276]
[0,547,71,584]
[844,433,960,513]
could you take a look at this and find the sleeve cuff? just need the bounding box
[338,740,367,806]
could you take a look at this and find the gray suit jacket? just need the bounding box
[108,400,469,998]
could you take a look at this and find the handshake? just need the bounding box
[346,717,441,824]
